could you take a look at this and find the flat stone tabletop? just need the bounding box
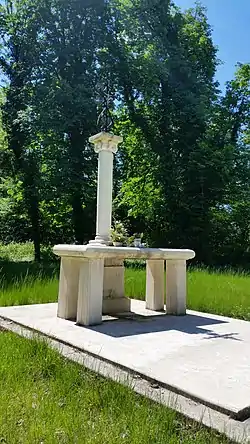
[0,300,250,420]
[53,244,195,260]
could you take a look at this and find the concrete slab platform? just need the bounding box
[0,300,250,421]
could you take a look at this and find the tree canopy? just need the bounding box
[0,0,249,267]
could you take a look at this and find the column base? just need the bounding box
[88,238,107,246]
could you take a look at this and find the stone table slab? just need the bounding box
[53,244,195,260]
[0,300,250,419]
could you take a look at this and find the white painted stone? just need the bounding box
[57,258,80,320]
[146,260,164,311]
[54,245,194,323]
[77,258,104,326]
[88,132,123,246]
[166,260,186,315]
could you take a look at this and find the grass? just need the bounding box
[125,268,250,321]
[0,331,231,444]
[188,269,250,320]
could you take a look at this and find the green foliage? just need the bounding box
[109,1,222,251]
[0,241,34,262]
[111,220,128,244]
[0,0,249,267]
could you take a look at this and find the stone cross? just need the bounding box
[88,132,123,246]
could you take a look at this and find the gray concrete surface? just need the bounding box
[0,300,250,425]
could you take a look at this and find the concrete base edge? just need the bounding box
[0,316,249,444]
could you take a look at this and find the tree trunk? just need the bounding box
[28,193,41,262]
[69,128,85,244]
[23,162,41,262]
[71,191,84,244]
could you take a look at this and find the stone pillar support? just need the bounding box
[77,258,104,326]
[166,260,186,315]
[146,260,165,311]
[57,257,80,320]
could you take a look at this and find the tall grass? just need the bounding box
[125,267,250,320]
[188,269,250,320]
[0,275,58,306]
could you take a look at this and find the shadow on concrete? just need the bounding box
[88,312,241,341]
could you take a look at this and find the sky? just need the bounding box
[174,0,250,92]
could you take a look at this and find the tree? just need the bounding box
[0,0,42,260]
[0,0,107,249]
[207,64,250,266]
[0,0,249,269]
[108,1,219,255]
[31,0,106,243]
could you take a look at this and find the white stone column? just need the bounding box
[89,132,123,246]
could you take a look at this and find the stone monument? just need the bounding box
[53,97,195,325]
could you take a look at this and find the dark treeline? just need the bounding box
[0,0,249,266]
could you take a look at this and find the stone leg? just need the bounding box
[146,260,164,311]
[166,260,186,315]
[77,259,104,326]
[57,258,80,320]
[102,259,131,314]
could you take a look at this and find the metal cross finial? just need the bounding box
[97,78,114,132]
